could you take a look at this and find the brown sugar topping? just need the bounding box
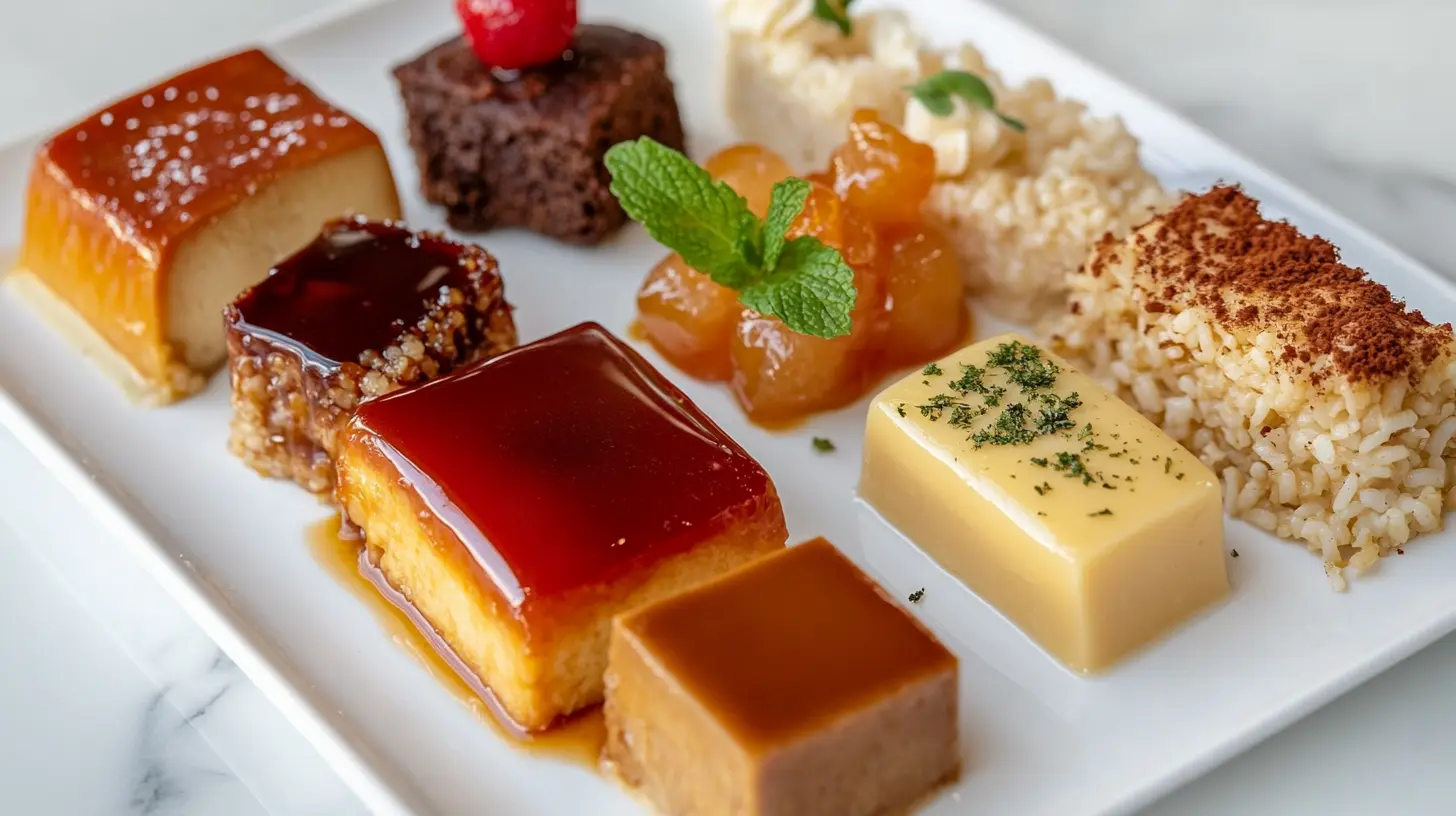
[1125,185,1452,384]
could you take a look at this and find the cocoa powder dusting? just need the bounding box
[1130,185,1451,383]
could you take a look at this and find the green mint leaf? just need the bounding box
[811,436,836,452]
[811,0,857,36]
[605,138,760,289]
[739,236,856,338]
[762,178,812,272]
[905,70,1026,132]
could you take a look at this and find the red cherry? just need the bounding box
[455,0,579,70]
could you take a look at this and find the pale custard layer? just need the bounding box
[860,333,1228,671]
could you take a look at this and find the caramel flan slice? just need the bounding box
[605,538,960,816]
[15,48,401,403]
[335,323,788,731]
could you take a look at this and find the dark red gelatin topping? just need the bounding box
[349,322,774,606]
[230,217,480,368]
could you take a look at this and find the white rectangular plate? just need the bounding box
[4,1,1456,814]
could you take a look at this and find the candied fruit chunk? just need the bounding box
[730,310,869,423]
[637,253,739,381]
[786,181,846,250]
[877,226,969,365]
[830,110,936,225]
[705,144,794,218]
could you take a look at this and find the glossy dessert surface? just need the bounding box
[860,333,1228,671]
[348,321,777,608]
[619,537,956,749]
[635,112,969,425]
[38,48,382,253]
[606,538,959,815]
[229,217,491,370]
[17,47,400,401]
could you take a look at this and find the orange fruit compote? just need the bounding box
[634,110,970,426]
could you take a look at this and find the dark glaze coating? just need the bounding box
[622,539,957,750]
[38,48,381,252]
[349,323,774,606]
[229,218,485,370]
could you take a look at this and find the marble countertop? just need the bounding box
[2,1,1454,814]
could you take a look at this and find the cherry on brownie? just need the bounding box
[393,15,685,245]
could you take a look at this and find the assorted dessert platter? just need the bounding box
[2,0,1455,813]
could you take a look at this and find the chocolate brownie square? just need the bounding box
[393,24,686,245]
[225,217,516,496]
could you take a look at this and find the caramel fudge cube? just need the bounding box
[605,539,960,816]
[392,25,685,244]
[335,323,786,730]
[15,48,401,403]
[225,217,516,496]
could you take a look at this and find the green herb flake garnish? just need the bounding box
[1165,458,1173,474]
[811,0,858,35]
[811,437,836,453]
[1033,481,1053,496]
[605,139,855,338]
[903,69,1026,132]
[1089,508,1114,517]
[923,363,944,376]
[907,587,925,603]
[972,403,1036,448]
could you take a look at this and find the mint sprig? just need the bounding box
[812,0,858,36]
[905,70,1026,132]
[762,177,810,270]
[605,138,856,339]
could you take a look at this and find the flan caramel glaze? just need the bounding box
[18,48,400,401]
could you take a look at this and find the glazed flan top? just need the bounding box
[347,322,776,608]
[37,48,383,254]
[228,217,495,371]
[619,537,957,749]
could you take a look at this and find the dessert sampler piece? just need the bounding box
[860,333,1228,671]
[605,538,959,816]
[335,323,788,731]
[16,48,400,403]
[393,0,685,244]
[1050,187,1456,588]
[225,217,516,496]
[633,115,967,425]
[719,0,1170,323]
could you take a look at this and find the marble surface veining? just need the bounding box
[1,1,1455,815]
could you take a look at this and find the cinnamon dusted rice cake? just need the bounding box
[1050,186,1456,587]
[225,217,515,496]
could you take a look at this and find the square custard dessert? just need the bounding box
[15,48,401,403]
[335,323,788,730]
[393,24,684,244]
[225,217,516,496]
[860,333,1228,672]
[605,538,960,816]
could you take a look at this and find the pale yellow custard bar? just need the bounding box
[860,333,1228,671]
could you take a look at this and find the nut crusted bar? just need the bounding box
[225,217,516,496]
[392,24,686,244]
[17,48,400,403]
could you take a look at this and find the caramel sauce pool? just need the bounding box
[306,515,606,766]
